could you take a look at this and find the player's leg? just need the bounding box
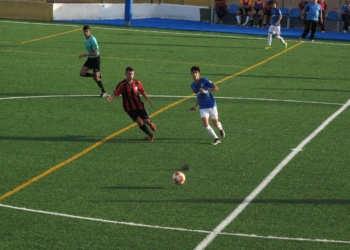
[249,9,256,26]
[309,21,318,40]
[258,10,264,27]
[243,9,250,25]
[200,109,219,144]
[92,57,106,97]
[274,26,287,48]
[210,107,225,138]
[129,111,154,141]
[140,109,157,131]
[79,65,93,77]
[265,26,274,48]
[236,9,242,25]
[301,20,311,39]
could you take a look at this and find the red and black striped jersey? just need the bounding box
[114,79,146,111]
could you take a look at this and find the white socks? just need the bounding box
[276,35,286,44]
[205,125,218,139]
[267,33,272,46]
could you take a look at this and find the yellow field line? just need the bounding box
[0,44,300,202]
[21,28,81,44]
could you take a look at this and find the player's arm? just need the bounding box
[190,101,199,111]
[140,91,153,107]
[301,8,306,20]
[79,49,98,59]
[107,84,122,103]
[209,84,218,93]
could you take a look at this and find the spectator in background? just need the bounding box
[317,0,327,33]
[298,0,308,11]
[262,0,276,28]
[236,0,253,26]
[341,0,350,33]
[300,0,322,42]
[299,0,308,27]
[214,0,228,24]
[250,0,266,27]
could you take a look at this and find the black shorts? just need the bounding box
[126,109,150,121]
[83,55,101,72]
[239,7,251,14]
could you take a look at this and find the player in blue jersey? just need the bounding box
[78,25,107,97]
[265,1,287,50]
[300,0,322,42]
[189,66,225,146]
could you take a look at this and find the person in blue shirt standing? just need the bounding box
[79,25,107,97]
[300,0,323,42]
[265,1,287,50]
[341,0,350,33]
[189,66,225,146]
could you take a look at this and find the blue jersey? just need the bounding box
[304,2,321,21]
[191,78,217,109]
[342,4,350,16]
[84,35,100,58]
[271,8,282,25]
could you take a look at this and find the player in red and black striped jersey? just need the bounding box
[107,66,157,141]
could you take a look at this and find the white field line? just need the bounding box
[1,20,350,46]
[0,94,344,106]
[194,99,350,250]
[0,203,349,245]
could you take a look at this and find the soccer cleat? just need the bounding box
[212,138,221,146]
[284,42,288,50]
[149,122,157,131]
[242,22,247,26]
[321,31,325,33]
[148,134,154,142]
[100,92,107,97]
[237,22,241,26]
[343,30,347,33]
[300,37,304,42]
[220,129,225,138]
[310,39,314,42]
[265,46,271,50]
[256,25,260,28]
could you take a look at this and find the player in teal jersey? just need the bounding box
[78,25,107,97]
[265,1,287,50]
[189,66,225,146]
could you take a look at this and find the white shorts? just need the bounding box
[200,107,218,119]
[268,25,281,35]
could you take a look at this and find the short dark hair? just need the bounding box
[191,66,200,72]
[126,66,134,73]
[83,25,90,31]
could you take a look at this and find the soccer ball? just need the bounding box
[173,172,186,185]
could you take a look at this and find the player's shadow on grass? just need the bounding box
[92,199,350,205]
[101,186,165,190]
[0,136,211,145]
